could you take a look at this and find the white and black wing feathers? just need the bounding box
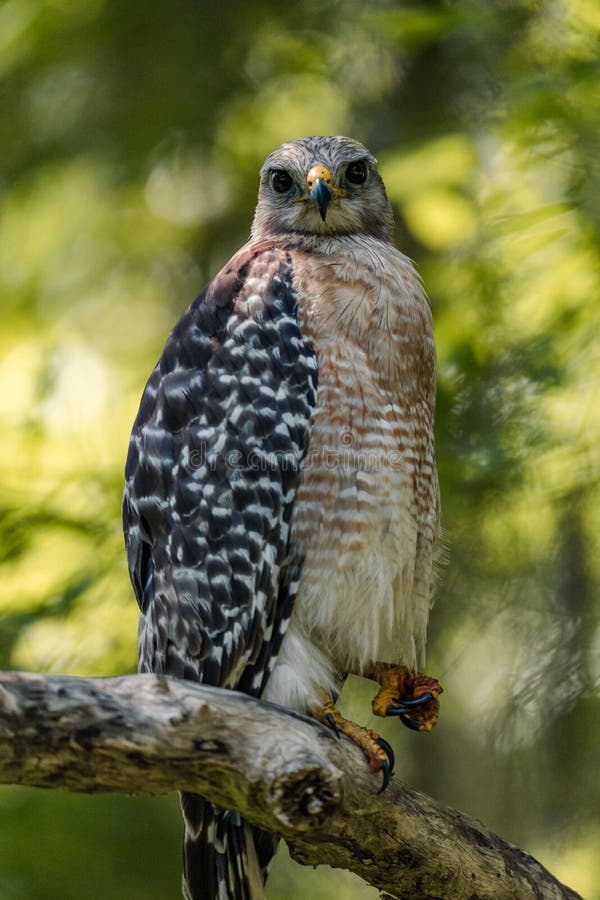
[123,244,317,693]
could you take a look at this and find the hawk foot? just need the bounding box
[315,702,394,794]
[371,665,442,733]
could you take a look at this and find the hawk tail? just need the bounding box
[181,793,277,900]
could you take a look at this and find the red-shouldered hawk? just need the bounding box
[123,136,442,900]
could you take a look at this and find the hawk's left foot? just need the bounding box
[315,702,395,793]
[371,666,443,732]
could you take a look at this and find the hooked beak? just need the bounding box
[306,164,334,221]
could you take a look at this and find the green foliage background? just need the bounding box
[1,1,599,897]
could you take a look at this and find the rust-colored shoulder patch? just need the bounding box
[210,239,284,307]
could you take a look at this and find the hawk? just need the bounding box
[123,135,442,900]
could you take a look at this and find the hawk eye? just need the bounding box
[345,160,368,185]
[270,169,293,193]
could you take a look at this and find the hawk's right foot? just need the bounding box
[371,666,443,732]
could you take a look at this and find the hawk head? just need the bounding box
[251,136,394,242]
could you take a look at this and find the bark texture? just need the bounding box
[0,671,580,900]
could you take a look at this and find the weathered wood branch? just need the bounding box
[0,671,579,900]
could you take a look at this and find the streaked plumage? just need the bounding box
[123,135,439,900]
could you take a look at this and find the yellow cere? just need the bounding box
[306,164,333,187]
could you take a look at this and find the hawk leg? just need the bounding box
[370,665,443,733]
[315,702,395,794]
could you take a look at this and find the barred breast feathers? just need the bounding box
[262,234,439,711]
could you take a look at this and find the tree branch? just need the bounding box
[0,671,579,899]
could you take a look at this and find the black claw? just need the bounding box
[399,713,422,732]
[324,712,341,739]
[394,691,434,709]
[385,705,407,717]
[385,691,434,718]
[375,736,395,775]
[377,759,392,794]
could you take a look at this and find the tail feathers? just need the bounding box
[181,793,278,900]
